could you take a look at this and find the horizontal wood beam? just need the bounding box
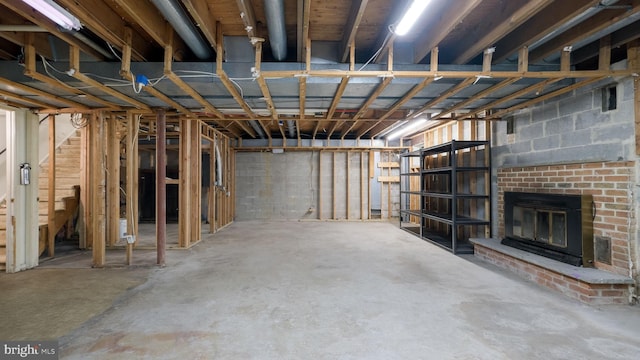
[260,69,635,79]
[486,77,606,119]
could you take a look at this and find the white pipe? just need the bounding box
[286,120,295,138]
[214,140,223,187]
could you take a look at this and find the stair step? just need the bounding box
[0,229,6,246]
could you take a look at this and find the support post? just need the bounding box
[106,115,119,247]
[91,112,106,268]
[47,115,55,257]
[126,112,139,246]
[190,120,201,243]
[4,109,40,272]
[156,110,166,266]
[179,117,191,248]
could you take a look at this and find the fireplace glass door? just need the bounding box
[513,206,567,248]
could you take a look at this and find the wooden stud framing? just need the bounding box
[106,115,120,247]
[599,35,612,71]
[210,133,217,232]
[79,116,89,249]
[156,110,167,266]
[561,47,572,72]
[518,46,529,73]
[346,152,350,220]
[126,112,139,245]
[179,117,192,248]
[91,112,106,268]
[191,120,202,244]
[333,151,337,219]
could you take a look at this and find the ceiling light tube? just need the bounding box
[21,0,82,31]
[386,118,429,140]
[395,0,431,36]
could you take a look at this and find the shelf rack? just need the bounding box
[399,140,491,254]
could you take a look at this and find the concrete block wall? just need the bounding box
[235,151,319,220]
[493,76,636,168]
[235,151,374,221]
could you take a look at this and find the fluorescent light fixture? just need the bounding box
[377,120,408,138]
[395,0,431,36]
[386,118,429,140]
[21,0,82,31]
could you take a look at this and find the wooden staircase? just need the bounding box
[0,131,82,271]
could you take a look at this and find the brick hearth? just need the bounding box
[471,238,633,305]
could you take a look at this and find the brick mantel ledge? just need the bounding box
[470,238,634,305]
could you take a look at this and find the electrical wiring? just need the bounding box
[106,42,122,62]
[131,76,143,94]
[40,56,69,87]
[357,26,394,71]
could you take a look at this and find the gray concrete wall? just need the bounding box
[236,151,375,220]
[236,151,320,220]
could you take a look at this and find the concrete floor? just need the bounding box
[1,221,639,359]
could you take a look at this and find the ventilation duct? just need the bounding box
[249,120,267,139]
[150,0,212,59]
[264,0,287,61]
[286,120,295,138]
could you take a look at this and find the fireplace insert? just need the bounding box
[502,192,594,267]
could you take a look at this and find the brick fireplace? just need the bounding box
[471,161,636,304]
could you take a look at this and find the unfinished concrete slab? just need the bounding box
[2,221,639,359]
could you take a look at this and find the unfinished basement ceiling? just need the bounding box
[0,0,639,140]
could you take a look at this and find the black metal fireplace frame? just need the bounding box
[502,192,594,267]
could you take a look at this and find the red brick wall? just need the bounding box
[497,161,634,276]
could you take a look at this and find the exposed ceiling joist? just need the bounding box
[492,0,601,64]
[572,19,640,64]
[412,0,483,64]
[340,0,369,63]
[183,0,217,51]
[55,0,151,61]
[433,78,520,120]
[453,0,555,64]
[110,0,187,60]
[410,77,476,119]
[529,0,640,63]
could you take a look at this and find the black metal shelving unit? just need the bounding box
[400,140,491,254]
